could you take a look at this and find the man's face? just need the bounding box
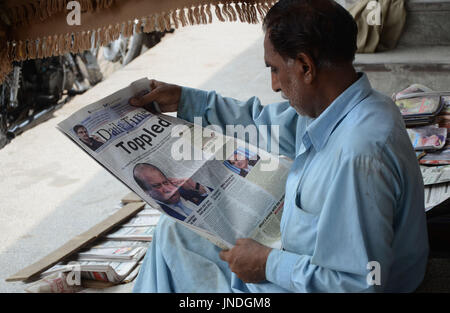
[264,33,312,116]
[76,127,90,142]
[141,168,180,204]
[229,154,249,170]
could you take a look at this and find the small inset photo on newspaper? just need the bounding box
[72,124,105,152]
[132,162,213,222]
[224,147,261,178]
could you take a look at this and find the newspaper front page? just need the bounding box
[57,78,291,249]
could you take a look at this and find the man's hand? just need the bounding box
[131,79,182,113]
[167,177,186,188]
[92,135,104,143]
[169,178,207,194]
[219,238,272,283]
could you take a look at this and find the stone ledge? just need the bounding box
[354,45,450,70]
[406,0,450,12]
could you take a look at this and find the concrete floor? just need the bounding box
[0,20,283,293]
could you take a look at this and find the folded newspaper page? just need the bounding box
[42,259,139,283]
[77,246,147,261]
[57,78,291,250]
[392,83,434,101]
[105,226,156,241]
[407,125,447,150]
[424,182,450,211]
[395,96,442,116]
[122,215,161,227]
[420,165,450,186]
[420,145,450,165]
[33,256,144,287]
[442,96,450,114]
[24,272,83,293]
[91,239,148,249]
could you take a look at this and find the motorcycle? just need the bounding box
[0,50,102,149]
[102,29,174,66]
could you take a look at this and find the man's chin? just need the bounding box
[290,104,305,116]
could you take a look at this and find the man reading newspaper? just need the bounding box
[132,0,428,292]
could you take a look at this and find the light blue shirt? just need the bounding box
[134,73,428,292]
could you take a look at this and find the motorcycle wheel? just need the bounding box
[102,33,144,66]
[102,36,125,63]
[0,113,8,149]
[0,82,11,149]
[75,52,103,86]
[121,33,144,66]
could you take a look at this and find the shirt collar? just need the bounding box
[300,73,372,154]
[174,199,193,215]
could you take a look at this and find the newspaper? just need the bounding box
[122,215,160,227]
[420,145,450,165]
[57,78,290,250]
[442,96,450,114]
[122,261,144,283]
[392,84,433,101]
[395,96,442,116]
[420,165,450,185]
[424,182,450,211]
[407,125,447,150]
[24,272,83,293]
[77,246,147,261]
[105,226,156,241]
[91,239,148,249]
[41,259,139,283]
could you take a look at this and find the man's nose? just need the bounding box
[271,72,281,93]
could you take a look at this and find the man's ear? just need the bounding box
[296,52,316,84]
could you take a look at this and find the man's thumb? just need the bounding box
[138,89,160,107]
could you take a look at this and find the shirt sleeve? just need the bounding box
[265,153,399,292]
[177,86,302,158]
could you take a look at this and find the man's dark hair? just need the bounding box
[263,0,358,68]
[133,163,165,193]
[73,124,87,134]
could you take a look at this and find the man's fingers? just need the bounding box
[149,79,161,89]
[168,178,183,187]
[137,89,160,108]
[128,97,140,106]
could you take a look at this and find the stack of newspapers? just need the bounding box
[25,202,160,292]
[393,84,450,211]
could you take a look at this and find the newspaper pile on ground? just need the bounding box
[57,77,290,252]
[394,84,450,211]
[24,202,159,293]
